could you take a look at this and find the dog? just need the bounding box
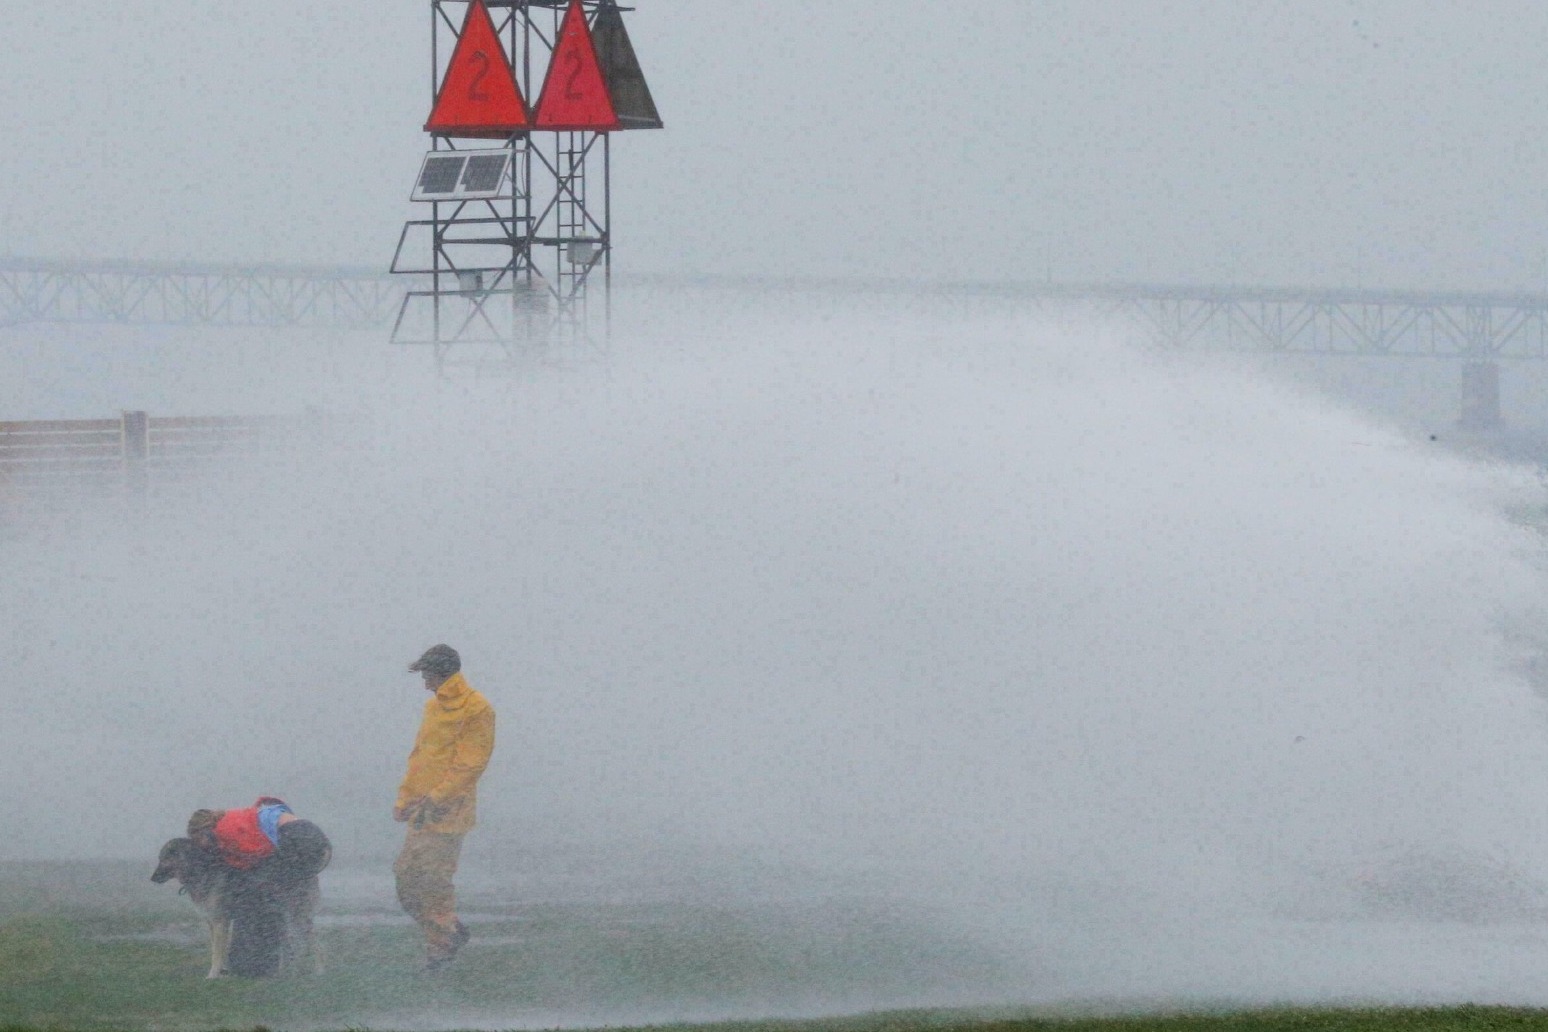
[151,836,326,978]
[151,837,239,978]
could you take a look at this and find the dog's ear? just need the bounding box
[151,837,189,883]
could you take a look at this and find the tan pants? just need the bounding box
[394,828,465,959]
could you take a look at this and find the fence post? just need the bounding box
[122,410,148,498]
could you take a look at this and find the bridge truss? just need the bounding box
[1021,283,1548,359]
[0,259,401,331]
[10,261,1548,364]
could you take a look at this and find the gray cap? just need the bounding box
[409,643,461,677]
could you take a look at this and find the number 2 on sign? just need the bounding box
[468,50,491,102]
[564,52,584,100]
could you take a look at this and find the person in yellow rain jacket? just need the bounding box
[394,643,496,971]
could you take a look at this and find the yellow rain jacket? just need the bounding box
[396,672,496,835]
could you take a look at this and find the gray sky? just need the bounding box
[3,1,1547,289]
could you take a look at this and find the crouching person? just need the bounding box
[188,797,332,977]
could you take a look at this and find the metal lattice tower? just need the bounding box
[390,0,658,369]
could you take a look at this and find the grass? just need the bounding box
[6,862,1548,1032]
[660,1012,1548,1032]
[0,907,1019,1030]
[0,860,1016,1031]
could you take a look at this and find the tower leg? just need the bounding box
[1458,361,1502,430]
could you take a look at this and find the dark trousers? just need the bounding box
[224,820,332,978]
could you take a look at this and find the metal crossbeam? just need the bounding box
[0,259,401,331]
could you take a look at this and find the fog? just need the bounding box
[8,290,1548,1010]
[7,2,1548,288]
[11,0,1548,1018]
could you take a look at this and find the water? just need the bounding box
[5,286,1548,1016]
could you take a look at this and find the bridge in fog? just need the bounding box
[5,258,1548,362]
[4,258,1545,426]
[1001,282,1548,360]
[9,256,1548,358]
[0,259,399,331]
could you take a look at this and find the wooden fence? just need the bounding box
[0,412,288,507]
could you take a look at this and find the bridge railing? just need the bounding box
[0,412,302,514]
[0,418,127,497]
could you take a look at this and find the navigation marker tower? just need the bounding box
[390,0,661,368]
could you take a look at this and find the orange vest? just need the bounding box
[213,797,285,869]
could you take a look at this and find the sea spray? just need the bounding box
[6,295,1548,1009]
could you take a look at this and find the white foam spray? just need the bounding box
[6,291,1548,1014]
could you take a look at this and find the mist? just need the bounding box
[8,3,1548,289]
[7,290,1548,1011]
[10,0,1548,1021]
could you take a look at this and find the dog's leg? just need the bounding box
[280,879,322,976]
[274,885,295,975]
[306,920,324,976]
[207,918,231,979]
[301,878,322,975]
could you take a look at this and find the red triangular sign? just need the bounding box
[534,0,620,132]
[426,0,529,137]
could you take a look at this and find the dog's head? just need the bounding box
[151,837,200,884]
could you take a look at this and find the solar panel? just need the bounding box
[418,156,466,195]
[411,150,514,202]
[461,154,510,193]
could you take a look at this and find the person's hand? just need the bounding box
[393,798,425,823]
